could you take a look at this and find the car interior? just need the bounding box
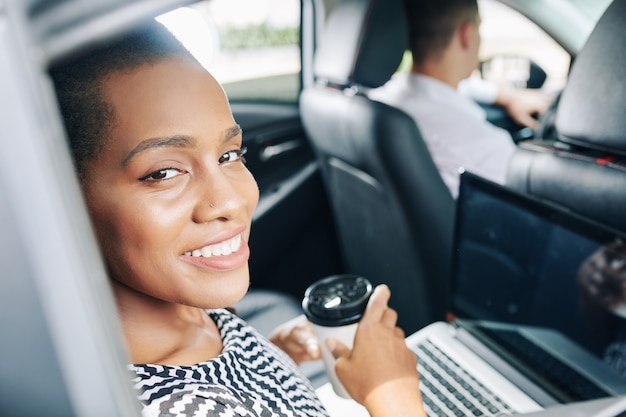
[299,0,455,335]
[506,0,626,233]
[2,0,626,416]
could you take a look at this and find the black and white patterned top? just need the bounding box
[129,309,330,417]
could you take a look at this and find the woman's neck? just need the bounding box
[113,281,224,365]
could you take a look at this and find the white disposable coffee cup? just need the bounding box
[302,275,373,399]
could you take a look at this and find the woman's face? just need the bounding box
[81,58,259,309]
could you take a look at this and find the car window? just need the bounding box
[158,0,301,103]
[477,0,571,93]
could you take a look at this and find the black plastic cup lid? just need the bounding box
[302,274,373,326]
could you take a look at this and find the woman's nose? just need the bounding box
[191,170,251,223]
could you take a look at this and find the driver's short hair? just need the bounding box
[403,0,479,64]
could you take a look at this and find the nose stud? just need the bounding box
[210,203,215,208]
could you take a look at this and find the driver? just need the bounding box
[369,0,517,198]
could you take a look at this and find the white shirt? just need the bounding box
[458,76,500,104]
[369,72,515,198]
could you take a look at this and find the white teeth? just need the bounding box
[229,235,240,252]
[200,245,213,257]
[186,234,242,258]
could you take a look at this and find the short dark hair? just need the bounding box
[49,20,194,178]
[403,0,479,64]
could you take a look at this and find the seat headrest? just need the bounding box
[555,0,626,155]
[313,0,408,89]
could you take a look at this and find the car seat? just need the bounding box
[299,0,455,333]
[506,0,626,233]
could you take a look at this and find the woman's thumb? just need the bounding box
[326,338,351,359]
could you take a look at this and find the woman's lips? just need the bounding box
[181,233,250,271]
[184,233,242,257]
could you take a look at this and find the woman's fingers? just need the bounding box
[268,314,321,363]
[326,338,350,359]
[363,284,391,322]
[361,284,398,329]
[381,305,398,329]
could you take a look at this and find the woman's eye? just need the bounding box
[218,147,247,165]
[139,167,183,182]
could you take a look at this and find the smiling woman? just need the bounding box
[49,21,321,415]
[54,26,260,355]
[47,19,424,417]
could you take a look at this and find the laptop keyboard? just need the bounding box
[416,339,515,417]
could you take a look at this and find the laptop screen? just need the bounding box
[452,171,626,380]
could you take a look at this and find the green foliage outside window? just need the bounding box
[220,25,299,50]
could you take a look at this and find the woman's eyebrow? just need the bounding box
[224,124,243,143]
[123,125,242,166]
[123,135,195,166]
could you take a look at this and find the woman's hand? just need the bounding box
[269,314,321,365]
[326,284,427,417]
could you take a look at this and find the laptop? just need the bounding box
[405,171,626,416]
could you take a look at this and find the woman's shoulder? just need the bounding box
[128,308,328,417]
[206,307,267,347]
[206,307,247,330]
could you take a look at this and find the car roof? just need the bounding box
[499,0,613,53]
[25,0,191,64]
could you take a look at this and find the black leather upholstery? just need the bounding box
[300,0,455,333]
[507,0,626,233]
[555,0,626,153]
[313,0,408,89]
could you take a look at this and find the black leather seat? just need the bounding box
[299,0,455,333]
[506,0,626,233]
